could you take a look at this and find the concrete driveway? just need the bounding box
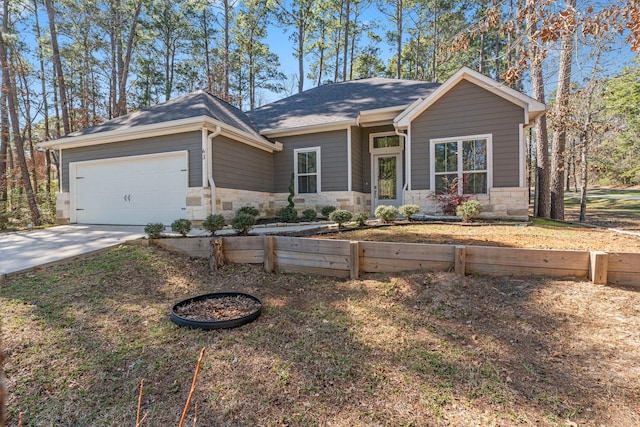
[0,225,146,278]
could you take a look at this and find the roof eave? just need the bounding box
[357,105,409,127]
[261,119,357,138]
[38,115,280,152]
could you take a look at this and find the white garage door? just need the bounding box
[71,152,188,225]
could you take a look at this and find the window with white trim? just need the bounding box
[294,147,321,194]
[432,135,490,194]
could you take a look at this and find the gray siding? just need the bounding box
[350,127,363,192]
[211,135,273,192]
[411,80,524,190]
[273,130,348,193]
[61,131,202,191]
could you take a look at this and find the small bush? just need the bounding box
[237,206,259,217]
[353,212,368,227]
[144,222,165,239]
[302,209,317,221]
[374,205,398,223]
[232,213,256,235]
[202,214,226,236]
[171,219,192,236]
[456,200,483,222]
[399,204,420,219]
[321,205,336,218]
[277,206,298,223]
[329,209,353,229]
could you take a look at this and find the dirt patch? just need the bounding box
[174,295,261,321]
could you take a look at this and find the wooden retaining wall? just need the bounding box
[214,236,640,287]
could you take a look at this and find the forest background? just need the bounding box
[0,0,639,228]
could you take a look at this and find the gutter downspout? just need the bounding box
[395,126,408,205]
[207,125,222,214]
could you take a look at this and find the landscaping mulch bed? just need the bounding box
[174,295,261,321]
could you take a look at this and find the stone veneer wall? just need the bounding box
[215,188,371,220]
[55,192,71,225]
[404,187,529,220]
[185,187,211,221]
[55,186,527,224]
[275,191,371,216]
[215,187,275,220]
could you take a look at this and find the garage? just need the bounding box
[70,151,188,225]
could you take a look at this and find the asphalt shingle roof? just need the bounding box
[248,78,441,133]
[67,90,265,141]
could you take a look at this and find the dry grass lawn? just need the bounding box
[313,221,640,252]
[2,244,639,426]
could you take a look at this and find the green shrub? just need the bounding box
[374,205,398,223]
[456,200,483,222]
[237,206,259,217]
[277,206,298,223]
[171,219,192,236]
[202,214,226,236]
[232,213,256,235]
[329,209,353,229]
[399,204,420,219]
[321,205,336,217]
[302,209,317,221]
[353,212,369,227]
[288,172,295,208]
[144,222,165,239]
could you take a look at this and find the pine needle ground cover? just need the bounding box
[2,245,639,426]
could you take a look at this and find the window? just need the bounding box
[294,147,320,194]
[431,135,490,195]
[370,132,404,154]
[373,135,400,149]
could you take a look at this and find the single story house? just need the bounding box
[40,67,546,225]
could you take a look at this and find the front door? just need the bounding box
[373,153,402,208]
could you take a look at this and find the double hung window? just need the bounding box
[432,135,490,194]
[294,148,320,194]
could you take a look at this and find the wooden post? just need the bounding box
[264,236,275,273]
[454,245,466,276]
[209,238,225,272]
[350,241,360,280]
[589,251,608,285]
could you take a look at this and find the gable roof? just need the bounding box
[395,67,547,128]
[40,90,278,151]
[248,78,440,136]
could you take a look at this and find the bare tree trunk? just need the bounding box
[550,0,576,220]
[224,0,231,99]
[342,0,350,82]
[0,68,7,207]
[297,14,305,92]
[431,0,438,81]
[579,135,588,222]
[18,58,39,193]
[0,328,5,427]
[45,0,71,135]
[396,0,403,79]
[115,0,142,116]
[202,7,212,92]
[478,33,485,74]
[526,1,550,218]
[1,1,42,225]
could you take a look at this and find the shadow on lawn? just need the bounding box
[2,245,639,426]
